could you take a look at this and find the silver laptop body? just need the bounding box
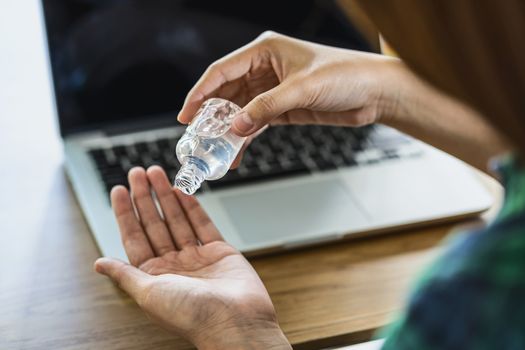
[64,126,491,259]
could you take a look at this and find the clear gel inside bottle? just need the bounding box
[174,98,246,195]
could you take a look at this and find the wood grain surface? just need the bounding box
[0,162,481,350]
[0,130,501,350]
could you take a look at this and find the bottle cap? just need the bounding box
[174,160,206,195]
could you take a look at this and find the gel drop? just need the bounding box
[174,98,246,195]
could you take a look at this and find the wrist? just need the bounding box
[193,320,291,350]
[375,58,418,128]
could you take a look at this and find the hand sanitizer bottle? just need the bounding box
[174,98,245,195]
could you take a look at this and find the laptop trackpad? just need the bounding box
[220,179,370,245]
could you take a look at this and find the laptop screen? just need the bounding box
[41,0,372,136]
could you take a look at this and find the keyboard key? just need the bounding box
[313,156,337,170]
[89,149,105,161]
[209,162,310,189]
[112,145,128,157]
[135,142,149,154]
[119,157,134,173]
[281,161,309,173]
[97,164,123,176]
[156,138,172,152]
[103,148,117,165]
[147,141,161,156]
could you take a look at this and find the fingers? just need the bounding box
[94,257,151,304]
[146,166,199,249]
[111,185,154,266]
[231,82,301,137]
[174,189,224,244]
[178,44,260,124]
[128,168,176,256]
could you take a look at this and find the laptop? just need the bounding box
[40,0,492,259]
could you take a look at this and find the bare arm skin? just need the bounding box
[178,31,510,173]
[382,62,510,173]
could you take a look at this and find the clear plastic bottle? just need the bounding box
[174,98,246,195]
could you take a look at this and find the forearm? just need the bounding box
[380,61,510,174]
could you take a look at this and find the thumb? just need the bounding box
[94,257,151,302]
[231,82,300,136]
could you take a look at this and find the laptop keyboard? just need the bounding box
[88,125,420,195]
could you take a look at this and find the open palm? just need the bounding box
[95,166,288,348]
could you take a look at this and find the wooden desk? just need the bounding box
[0,1,503,349]
[0,152,500,350]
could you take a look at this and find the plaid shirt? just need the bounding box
[379,156,525,350]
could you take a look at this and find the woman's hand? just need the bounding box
[94,166,291,350]
[178,31,401,136]
[177,31,509,172]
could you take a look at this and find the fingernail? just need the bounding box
[94,258,105,273]
[233,112,255,134]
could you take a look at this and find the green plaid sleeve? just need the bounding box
[379,156,525,350]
